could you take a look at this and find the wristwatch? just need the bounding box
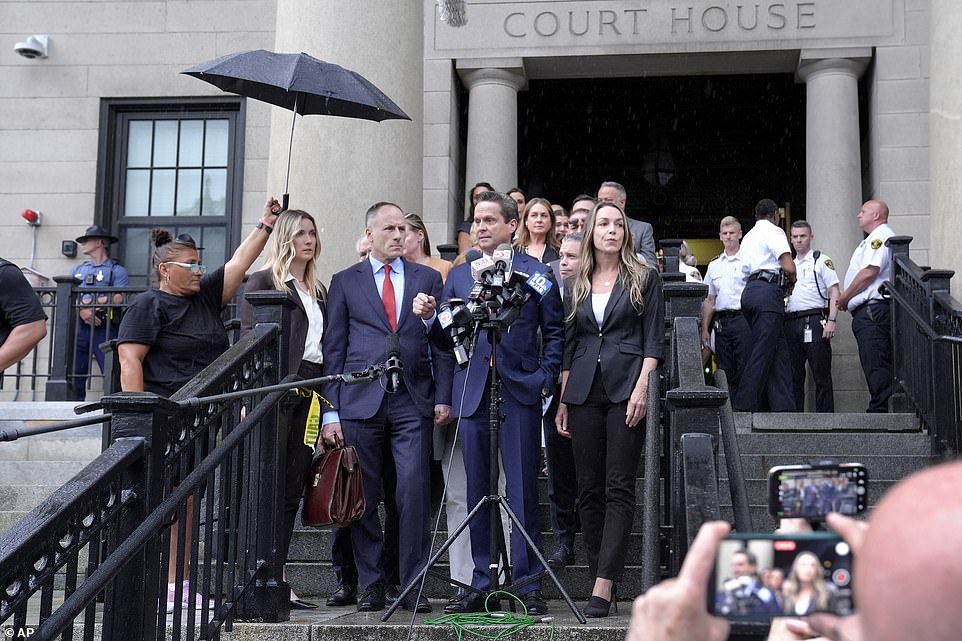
[256,219,273,234]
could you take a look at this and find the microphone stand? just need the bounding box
[383,320,585,623]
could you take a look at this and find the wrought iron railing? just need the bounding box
[0,291,295,640]
[1,277,244,403]
[887,236,962,455]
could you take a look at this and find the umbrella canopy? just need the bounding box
[182,49,410,121]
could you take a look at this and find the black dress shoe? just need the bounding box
[385,584,401,605]
[402,592,432,613]
[326,584,357,607]
[443,590,498,614]
[357,583,386,612]
[583,596,611,618]
[447,587,468,606]
[546,543,574,569]
[523,590,548,615]
[290,598,319,610]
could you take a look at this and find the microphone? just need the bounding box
[491,243,514,287]
[385,333,403,394]
[470,254,496,283]
[464,249,482,263]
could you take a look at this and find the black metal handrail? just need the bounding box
[888,236,962,455]
[0,413,111,442]
[714,369,752,532]
[0,290,295,640]
[639,369,663,593]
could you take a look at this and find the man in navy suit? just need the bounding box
[413,191,564,614]
[321,202,453,613]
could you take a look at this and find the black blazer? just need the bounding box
[239,269,327,377]
[561,270,665,405]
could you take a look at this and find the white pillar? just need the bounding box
[458,61,527,199]
[931,0,962,289]
[797,52,869,412]
[272,0,423,274]
[797,53,869,266]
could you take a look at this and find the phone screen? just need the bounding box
[769,464,868,519]
[708,533,856,620]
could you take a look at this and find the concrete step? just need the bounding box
[0,484,61,511]
[747,412,920,431]
[286,560,654,601]
[0,460,90,485]
[720,453,932,480]
[0,433,102,461]
[730,431,934,456]
[289,528,649,565]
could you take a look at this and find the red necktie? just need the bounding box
[382,264,397,331]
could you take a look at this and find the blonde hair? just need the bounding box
[514,198,560,251]
[567,202,651,322]
[266,209,323,301]
[782,551,831,614]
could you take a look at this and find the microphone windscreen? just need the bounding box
[385,332,400,358]
[464,249,482,263]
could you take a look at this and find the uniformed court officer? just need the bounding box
[838,200,895,413]
[71,225,129,400]
[784,221,840,412]
[701,216,752,402]
[733,199,796,412]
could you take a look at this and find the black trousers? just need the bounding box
[735,280,794,412]
[713,311,752,403]
[783,314,835,412]
[852,302,893,413]
[567,373,644,581]
[543,393,578,549]
[279,361,325,569]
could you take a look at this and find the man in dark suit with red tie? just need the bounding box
[321,202,453,613]
[413,191,564,614]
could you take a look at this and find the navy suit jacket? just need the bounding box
[323,258,453,420]
[431,250,564,417]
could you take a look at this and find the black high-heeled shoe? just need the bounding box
[583,584,618,618]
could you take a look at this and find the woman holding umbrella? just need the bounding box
[117,195,281,609]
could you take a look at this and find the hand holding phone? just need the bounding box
[768,463,868,520]
[708,532,856,621]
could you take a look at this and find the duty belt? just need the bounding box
[785,308,825,320]
[747,270,779,284]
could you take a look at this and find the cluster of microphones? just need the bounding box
[437,244,554,367]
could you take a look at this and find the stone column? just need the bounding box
[457,60,527,200]
[797,51,870,266]
[272,0,423,274]
[797,51,870,412]
[931,0,962,290]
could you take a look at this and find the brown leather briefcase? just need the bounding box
[301,446,365,528]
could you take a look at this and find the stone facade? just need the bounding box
[0,0,952,408]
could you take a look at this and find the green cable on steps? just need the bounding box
[424,591,555,641]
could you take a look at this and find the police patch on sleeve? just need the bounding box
[870,239,883,250]
[824,259,835,271]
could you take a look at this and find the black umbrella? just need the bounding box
[182,50,410,206]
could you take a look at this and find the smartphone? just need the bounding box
[708,532,856,620]
[768,463,868,520]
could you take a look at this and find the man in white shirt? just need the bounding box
[734,199,796,412]
[838,200,896,413]
[701,216,751,403]
[784,221,840,412]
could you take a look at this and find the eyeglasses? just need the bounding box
[163,261,206,274]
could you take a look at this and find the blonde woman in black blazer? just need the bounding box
[239,209,326,609]
[555,201,665,618]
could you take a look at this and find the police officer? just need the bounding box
[784,221,840,412]
[734,199,796,412]
[838,200,895,413]
[71,225,129,400]
[701,216,751,403]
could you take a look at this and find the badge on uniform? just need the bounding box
[803,326,813,343]
[870,239,883,250]
[824,259,835,270]
[96,270,104,282]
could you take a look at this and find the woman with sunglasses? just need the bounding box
[238,208,326,610]
[117,196,280,610]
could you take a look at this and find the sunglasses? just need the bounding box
[163,261,206,274]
